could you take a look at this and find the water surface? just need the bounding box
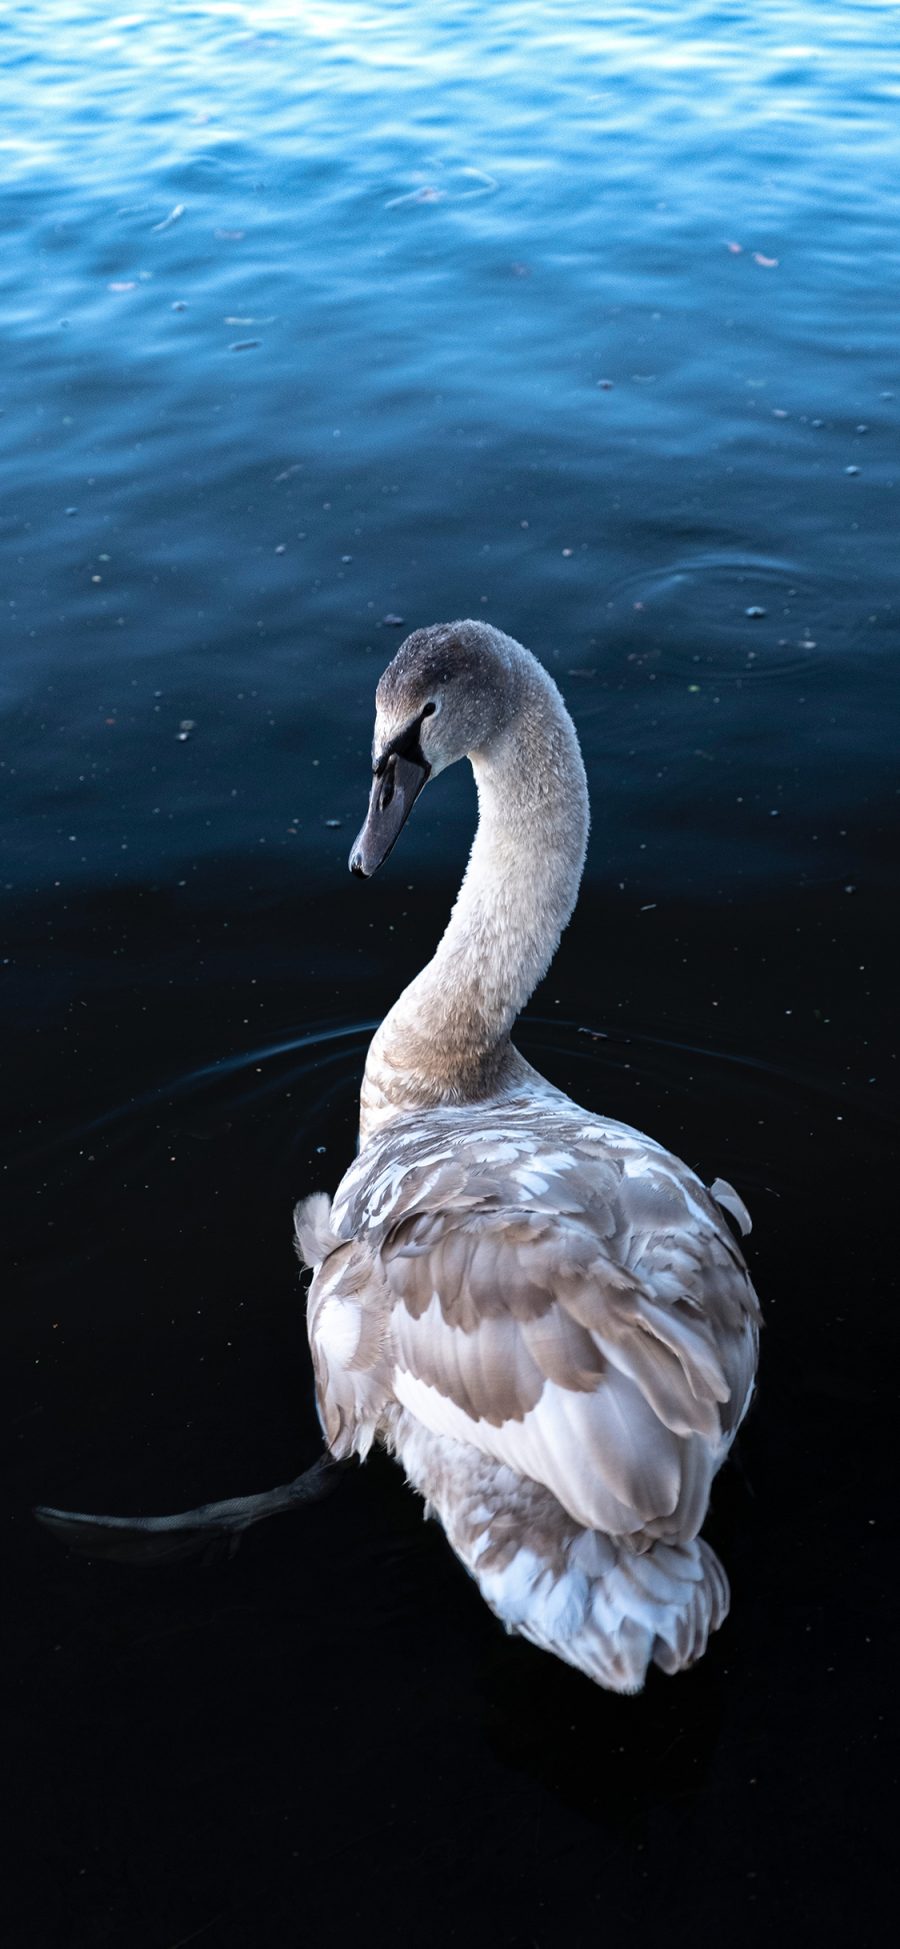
[3,5,897,1943]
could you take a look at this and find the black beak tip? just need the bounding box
[349,848,368,879]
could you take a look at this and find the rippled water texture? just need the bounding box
[3,5,897,1944]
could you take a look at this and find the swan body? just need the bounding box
[296,621,760,1693]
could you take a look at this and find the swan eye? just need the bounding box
[422,701,436,718]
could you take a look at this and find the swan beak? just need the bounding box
[349,752,430,877]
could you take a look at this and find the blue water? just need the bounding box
[3,6,897,1944]
[4,0,898,899]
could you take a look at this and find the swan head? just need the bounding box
[349,620,514,877]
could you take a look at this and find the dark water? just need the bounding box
[3,3,897,1942]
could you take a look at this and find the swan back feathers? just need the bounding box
[301,1101,759,1541]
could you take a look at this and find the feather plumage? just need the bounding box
[299,622,761,1691]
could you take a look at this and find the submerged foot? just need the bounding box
[34,1453,342,1565]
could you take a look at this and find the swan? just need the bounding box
[295,619,760,1694]
[35,617,759,1688]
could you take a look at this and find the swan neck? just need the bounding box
[361,656,589,1134]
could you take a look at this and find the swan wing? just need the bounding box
[303,1110,759,1543]
[383,1201,752,1542]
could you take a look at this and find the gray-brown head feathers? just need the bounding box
[373,620,530,777]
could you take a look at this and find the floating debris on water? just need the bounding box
[152,203,185,232]
[229,339,260,351]
[845,464,860,475]
[386,167,497,209]
[387,185,445,208]
[108,281,136,292]
[745,605,767,618]
[176,719,196,742]
[754,252,779,267]
[381,613,405,626]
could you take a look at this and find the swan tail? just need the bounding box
[474,1527,730,1695]
[393,1414,729,1694]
